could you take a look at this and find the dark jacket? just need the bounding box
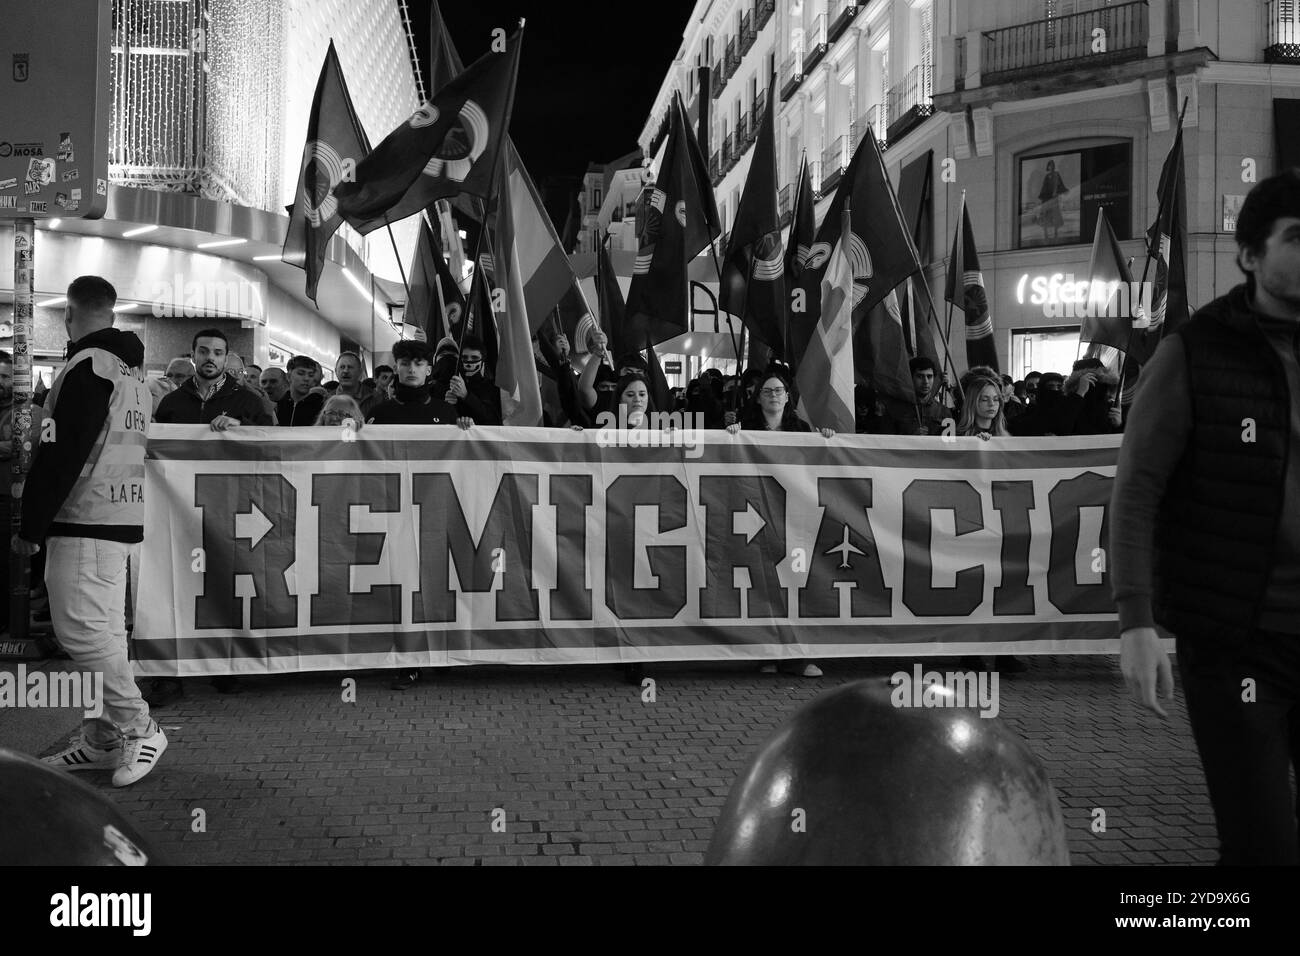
[456,373,502,425]
[21,328,146,543]
[276,391,326,426]
[366,382,461,425]
[884,395,953,436]
[155,373,273,426]
[1110,285,1300,645]
[1006,391,1083,436]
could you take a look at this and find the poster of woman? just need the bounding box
[1020,151,1082,246]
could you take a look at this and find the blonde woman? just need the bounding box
[314,394,365,430]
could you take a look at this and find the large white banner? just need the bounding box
[133,426,1124,675]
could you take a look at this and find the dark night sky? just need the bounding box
[407,0,696,183]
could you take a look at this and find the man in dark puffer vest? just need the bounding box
[1112,170,1300,865]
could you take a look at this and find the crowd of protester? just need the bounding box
[30,317,1121,699]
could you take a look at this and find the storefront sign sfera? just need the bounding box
[1015,272,1152,322]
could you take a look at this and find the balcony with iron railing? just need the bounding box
[1266,0,1300,62]
[827,1,861,44]
[712,62,724,98]
[981,0,1149,85]
[750,89,768,132]
[865,103,888,149]
[886,63,934,143]
[740,11,756,56]
[709,151,722,187]
[722,132,736,172]
[821,134,851,194]
[803,14,829,74]
[780,49,804,101]
[757,0,775,31]
[778,183,792,227]
[735,114,750,153]
[725,37,741,79]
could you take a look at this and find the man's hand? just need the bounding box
[456,416,474,431]
[210,413,239,432]
[11,534,39,556]
[1073,370,1098,397]
[589,331,608,359]
[725,423,741,435]
[1120,627,1174,717]
[448,375,468,400]
[818,427,836,439]
[1107,406,1123,427]
[555,334,571,361]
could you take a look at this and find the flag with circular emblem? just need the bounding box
[625,93,722,346]
[720,80,786,358]
[281,41,371,305]
[334,29,522,235]
[945,194,998,373]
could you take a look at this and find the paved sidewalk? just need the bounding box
[3,654,1218,865]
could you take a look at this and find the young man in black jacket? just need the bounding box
[276,355,326,426]
[15,276,166,787]
[446,335,502,425]
[1113,170,1300,864]
[367,339,469,426]
[154,329,273,428]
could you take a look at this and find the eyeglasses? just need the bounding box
[760,387,786,397]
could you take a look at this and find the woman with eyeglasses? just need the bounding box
[726,369,836,438]
[725,368,831,678]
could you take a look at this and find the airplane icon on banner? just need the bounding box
[824,525,866,570]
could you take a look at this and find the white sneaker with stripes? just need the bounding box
[41,735,120,771]
[111,722,168,788]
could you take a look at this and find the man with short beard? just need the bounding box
[155,329,273,429]
[1113,170,1300,865]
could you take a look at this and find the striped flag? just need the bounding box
[945,194,998,372]
[500,141,594,338]
[796,204,856,434]
[491,168,543,426]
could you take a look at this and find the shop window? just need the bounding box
[1017,141,1131,249]
[1011,326,1080,381]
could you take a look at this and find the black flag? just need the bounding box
[282,41,370,304]
[720,83,785,357]
[334,30,522,234]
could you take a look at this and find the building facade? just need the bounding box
[2,0,424,381]
[640,0,1300,378]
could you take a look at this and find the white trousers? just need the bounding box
[45,536,151,744]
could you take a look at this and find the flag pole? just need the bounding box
[707,241,744,388]
[433,272,450,344]
[945,190,965,368]
[383,217,413,305]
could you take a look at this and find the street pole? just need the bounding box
[10,219,35,645]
